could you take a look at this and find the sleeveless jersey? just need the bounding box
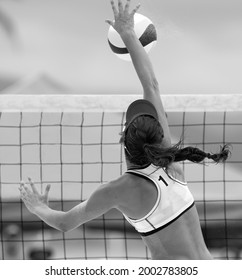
[123,164,195,236]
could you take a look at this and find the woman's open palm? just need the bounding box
[19,178,51,214]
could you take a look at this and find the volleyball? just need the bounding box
[108,13,157,61]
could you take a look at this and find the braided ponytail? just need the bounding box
[143,142,231,167]
[173,144,231,164]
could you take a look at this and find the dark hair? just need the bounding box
[121,115,231,167]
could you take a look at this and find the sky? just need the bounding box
[0,0,242,95]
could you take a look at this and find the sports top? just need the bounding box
[123,164,195,236]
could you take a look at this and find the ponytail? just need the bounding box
[173,144,231,164]
[143,142,231,168]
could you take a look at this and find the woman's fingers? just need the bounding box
[44,184,51,197]
[21,181,31,195]
[118,0,124,13]
[105,19,114,27]
[19,182,29,202]
[28,177,38,194]
[19,183,26,196]
[110,0,118,17]
[19,181,25,190]
[109,0,141,20]
[131,3,141,16]
[124,0,131,13]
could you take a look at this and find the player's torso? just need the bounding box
[117,164,212,259]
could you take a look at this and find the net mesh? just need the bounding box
[0,96,242,260]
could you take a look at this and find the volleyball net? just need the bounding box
[0,95,242,260]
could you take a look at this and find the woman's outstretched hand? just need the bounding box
[19,178,51,214]
[106,0,140,35]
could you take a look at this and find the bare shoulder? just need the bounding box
[166,162,186,183]
[107,174,134,193]
[107,174,140,207]
[85,175,132,214]
[99,174,132,198]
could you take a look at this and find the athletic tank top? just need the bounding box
[123,164,195,236]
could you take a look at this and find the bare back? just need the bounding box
[141,206,212,259]
[116,166,212,260]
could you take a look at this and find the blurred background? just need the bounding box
[0,0,242,95]
[0,0,242,261]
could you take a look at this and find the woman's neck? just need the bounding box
[126,159,151,170]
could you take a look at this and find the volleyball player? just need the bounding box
[19,0,230,259]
